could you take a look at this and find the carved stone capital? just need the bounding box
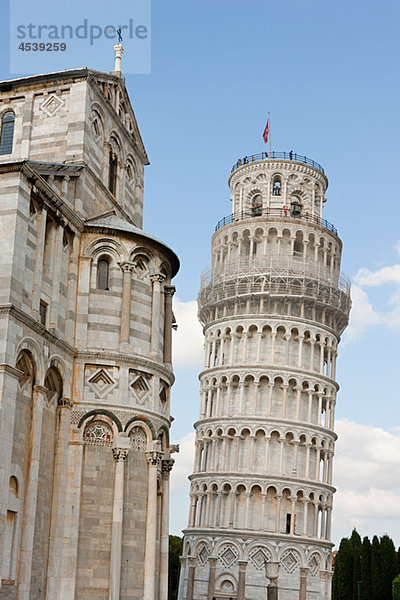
[146,450,163,467]
[112,448,129,462]
[164,285,176,297]
[150,272,166,285]
[162,458,174,474]
[119,261,135,274]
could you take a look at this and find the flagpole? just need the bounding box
[268,111,271,157]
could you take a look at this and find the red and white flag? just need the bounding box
[262,118,270,144]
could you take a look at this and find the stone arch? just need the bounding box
[78,409,123,432]
[15,337,44,383]
[84,236,127,263]
[124,415,156,439]
[46,354,70,395]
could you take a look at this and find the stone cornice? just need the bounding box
[202,314,340,339]
[74,350,175,385]
[198,364,339,391]
[0,304,76,356]
[0,363,24,379]
[182,528,334,549]
[194,416,338,441]
[188,472,336,493]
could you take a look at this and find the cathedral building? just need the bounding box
[179,152,351,600]
[0,50,179,599]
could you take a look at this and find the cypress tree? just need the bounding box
[380,535,398,599]
[360,536,371,600]
[393,574,400,600]
[336,537,353,600]
[168,535,183,600]
[371,535,382,600]
[350,529,362,600]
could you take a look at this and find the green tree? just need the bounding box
[168,535,183,600]
[381,535,398,599]
[350,529,362,600]
[393,574,400,600]
[360,536,372,600]
[371,535,382,600]
[336,537,353,600]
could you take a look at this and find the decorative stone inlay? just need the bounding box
[281,550,300,574]
[40,93,65,117]
[130,426,148,452]
[130,372,150,402]
[83,421,113,447]
[218,545,238,568]
[308,553,320,576]
[87,368,117,399]
[197,543,211,567]
[249,546,272,570]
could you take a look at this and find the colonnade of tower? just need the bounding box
[179,153,350,600]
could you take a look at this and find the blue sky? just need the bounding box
[2,0,400,547]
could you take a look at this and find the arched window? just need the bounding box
[0,111,15,156]
[272,175,282,196]
[108,151,118,195]
[251,194,262,216]
[97,257,110,290]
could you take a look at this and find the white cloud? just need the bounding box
[172,297,204,368]
[333,419,400,545]
[170,431,196,493]
[343,284,381,343]
[345,245,400,341]
[354,264,400,287]
[170,431,196,535]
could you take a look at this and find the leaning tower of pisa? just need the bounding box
[178,152,351,600]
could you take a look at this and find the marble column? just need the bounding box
[299,567,308,600]
[49,223,64,330]
[207,557,218,600]
[237,560,247,600]
[119,261,135,346]
[160,459,174,600]
[59,429,84,599]
[143,449,162,600]
[150,273,166,356]
[265,562,280,600]
[46,398,73,600]
[163,285,176,365]
[17,384,46,600]
[186,556,197,600]
[31,207,47,319]
[109,445,130,600]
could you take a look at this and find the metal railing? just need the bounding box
[231,151,325,174]
[200,262,351,296]
[215,209,338,236]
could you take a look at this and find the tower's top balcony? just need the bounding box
[227,150,329,226]
[215,208,338,236]
[231,151,325,175]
